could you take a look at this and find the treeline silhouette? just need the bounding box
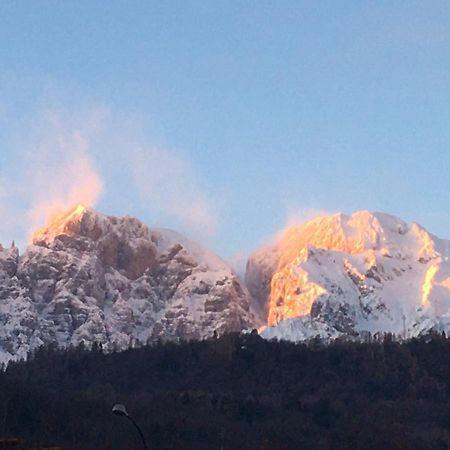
[2,332,450,449]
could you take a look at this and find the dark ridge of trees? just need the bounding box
[2,332,450,449]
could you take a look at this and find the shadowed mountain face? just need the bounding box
[246,211,450,341]
[0,206,254,363]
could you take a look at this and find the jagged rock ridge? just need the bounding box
[0,206,253,364]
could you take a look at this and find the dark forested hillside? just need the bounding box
[2,332,450,449]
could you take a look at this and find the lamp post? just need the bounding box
[112,404,148,450]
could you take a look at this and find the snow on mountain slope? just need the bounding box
[246,211,450,341]
[0,206,254,364]
[3,206,450,362]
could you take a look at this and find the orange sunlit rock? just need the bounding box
[32,204,87,244]
[268,262,326,325]
[421,263,439,306]
[264,211,445,327]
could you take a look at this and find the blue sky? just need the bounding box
[1,1,450,266]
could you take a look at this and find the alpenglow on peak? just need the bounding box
[245,210,450,341]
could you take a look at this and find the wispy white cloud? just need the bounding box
[0,106,104,245]
[226,249,248,277]
[22,110,103,240]
[283,205,332,230]
[129,146,218,238]
[0,97,219,246]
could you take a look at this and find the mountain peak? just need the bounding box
[275,210,438,267]
[0,207,254,364]
[32,204,90,245]
[246,210,450,339]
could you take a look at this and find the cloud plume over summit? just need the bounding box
[0,100,219,246]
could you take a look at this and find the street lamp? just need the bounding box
[112,404,148,450]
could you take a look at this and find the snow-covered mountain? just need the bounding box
[246,211,450,342]
[0,206,253,364]
[3,206,450,362]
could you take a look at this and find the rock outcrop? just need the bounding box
[0,206,254,363]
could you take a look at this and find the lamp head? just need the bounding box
[112,404,129,417]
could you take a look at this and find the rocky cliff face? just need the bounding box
[4,207,450,361]
[246,211,450,341]
[0,206,254,364]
